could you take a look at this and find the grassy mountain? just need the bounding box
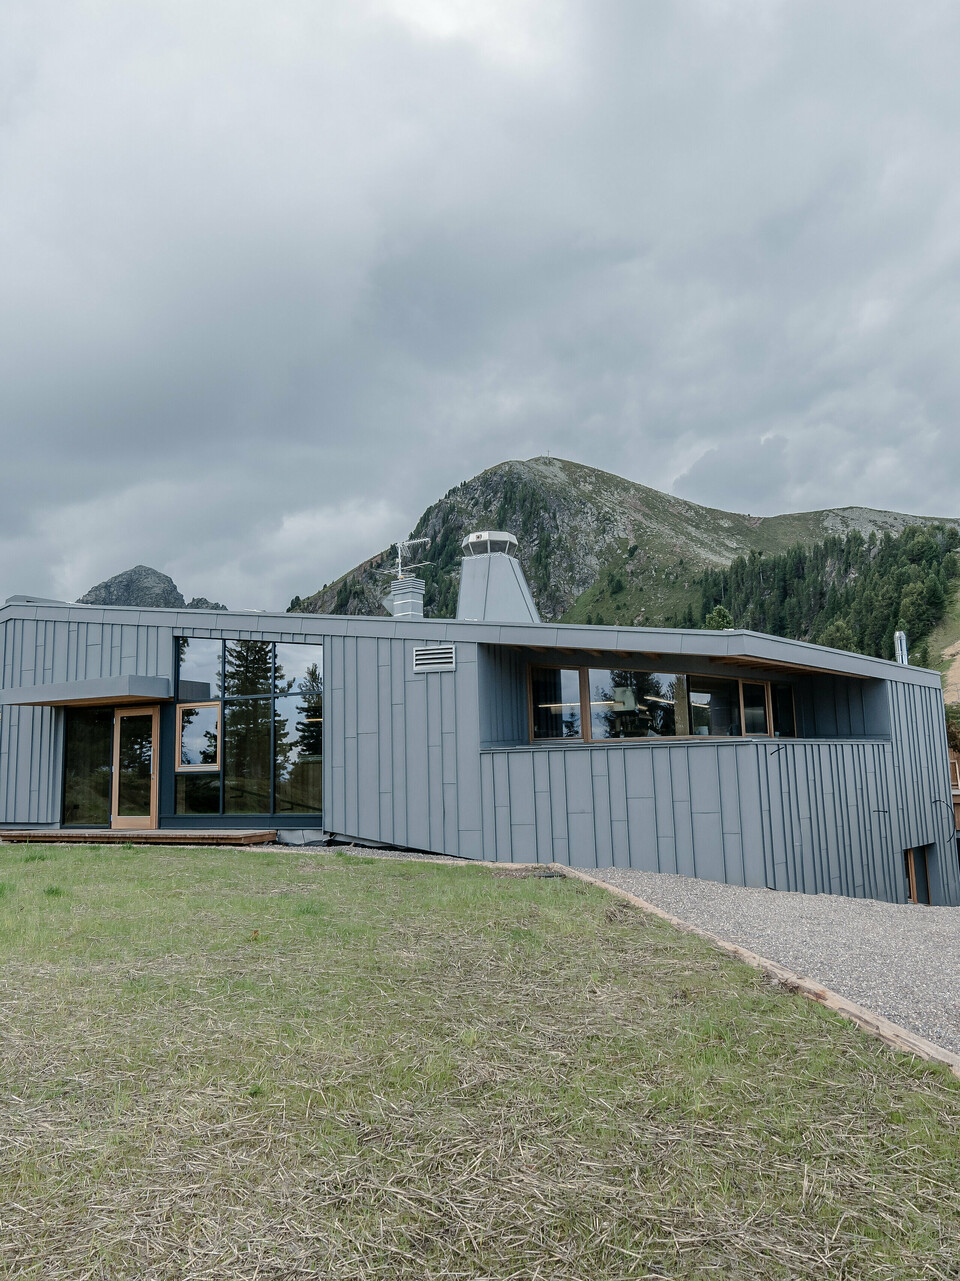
[294,457,959,627]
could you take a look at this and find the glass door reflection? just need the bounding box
[111,707,159,829]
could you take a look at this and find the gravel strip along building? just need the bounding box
[1,531,957,906]
[586,867,960,1054]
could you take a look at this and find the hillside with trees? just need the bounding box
[683,525,960,663]
[293,457,958,628]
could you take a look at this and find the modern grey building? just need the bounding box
[1,532,956,905]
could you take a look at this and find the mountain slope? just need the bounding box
[295,457,959,625]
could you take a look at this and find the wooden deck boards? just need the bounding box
[0,829,278,846]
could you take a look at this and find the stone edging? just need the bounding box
[550,863,960,1080]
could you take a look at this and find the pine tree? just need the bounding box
[704,604,734,630]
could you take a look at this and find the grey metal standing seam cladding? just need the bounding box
[1,599,957,905]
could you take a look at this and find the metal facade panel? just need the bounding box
[0,614,175,693]
[0,704,59,823]
[590,751,613,868]
[322,631,483,856]
[477,645,526,745]
[473,737,940,903]
[2,598,955,905]
[885,680,959,905]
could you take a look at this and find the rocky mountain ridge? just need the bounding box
[78,565,226,611]
[295,457,959,626]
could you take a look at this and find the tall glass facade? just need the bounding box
[175,638,323,817]
[62,706,114,826]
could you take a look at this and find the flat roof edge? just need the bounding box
[0,601,941,686]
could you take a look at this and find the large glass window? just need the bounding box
[176,703,220,769]
[223,641,272,697]
[529,665,793,743]
[688,678,742,737]
[274,644,322,696]
[741,683,769,736]
[274,694,323,813]
[224,699,272,813]
[588,670,690,739]
[62,706,113,826]
[176,638,221,700]
[175,638,322,816]
[176,773,221,816]
[531,668,582,739]
[771,683,796,737]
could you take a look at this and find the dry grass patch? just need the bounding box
[0,842,959,1278]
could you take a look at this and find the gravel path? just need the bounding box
[583,868,960,1055]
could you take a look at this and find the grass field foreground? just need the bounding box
[1,843,959,1279]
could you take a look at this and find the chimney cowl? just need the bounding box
[456,531,540,624]
[461,531,518,558]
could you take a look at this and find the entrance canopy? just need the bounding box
[0,675,172,707]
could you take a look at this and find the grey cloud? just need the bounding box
[2,0,960,608]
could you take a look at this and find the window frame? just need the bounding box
[739,680,770,738]
[526,664,586,742]
[175,700,222,772]
[770,682,798,739]
[173,637,324,817]
[527,663,789,744]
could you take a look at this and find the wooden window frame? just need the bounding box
[904,847,931,906]
[739,680,770,737]
[111,706,159,831]
[951,758,960,791]
[175,701,221,772]
[527,664,779,744]
[904,848,918,904]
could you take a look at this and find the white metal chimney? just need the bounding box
[384,577,425,619]
[456,531,540,623]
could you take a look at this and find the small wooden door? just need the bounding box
[904,847,931,905]
[111,707,159,830]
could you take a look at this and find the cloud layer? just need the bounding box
[2,0,960,608]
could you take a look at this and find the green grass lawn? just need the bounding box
[1,844,959,1279]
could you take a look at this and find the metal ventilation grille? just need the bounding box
[412,645,456,673]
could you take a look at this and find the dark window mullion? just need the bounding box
[270,645,276,815]
[219,639,226,817]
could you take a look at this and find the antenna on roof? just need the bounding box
[376,537,431,580]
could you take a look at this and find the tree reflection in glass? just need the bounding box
[223,641,272,697]
[178,705,219,767]
[116,714,153,816]
[224,699,272,813]
[274,661,322,813]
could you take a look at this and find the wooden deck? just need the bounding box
[0,829,278,846]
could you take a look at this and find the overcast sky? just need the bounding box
[2,0,960,610]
